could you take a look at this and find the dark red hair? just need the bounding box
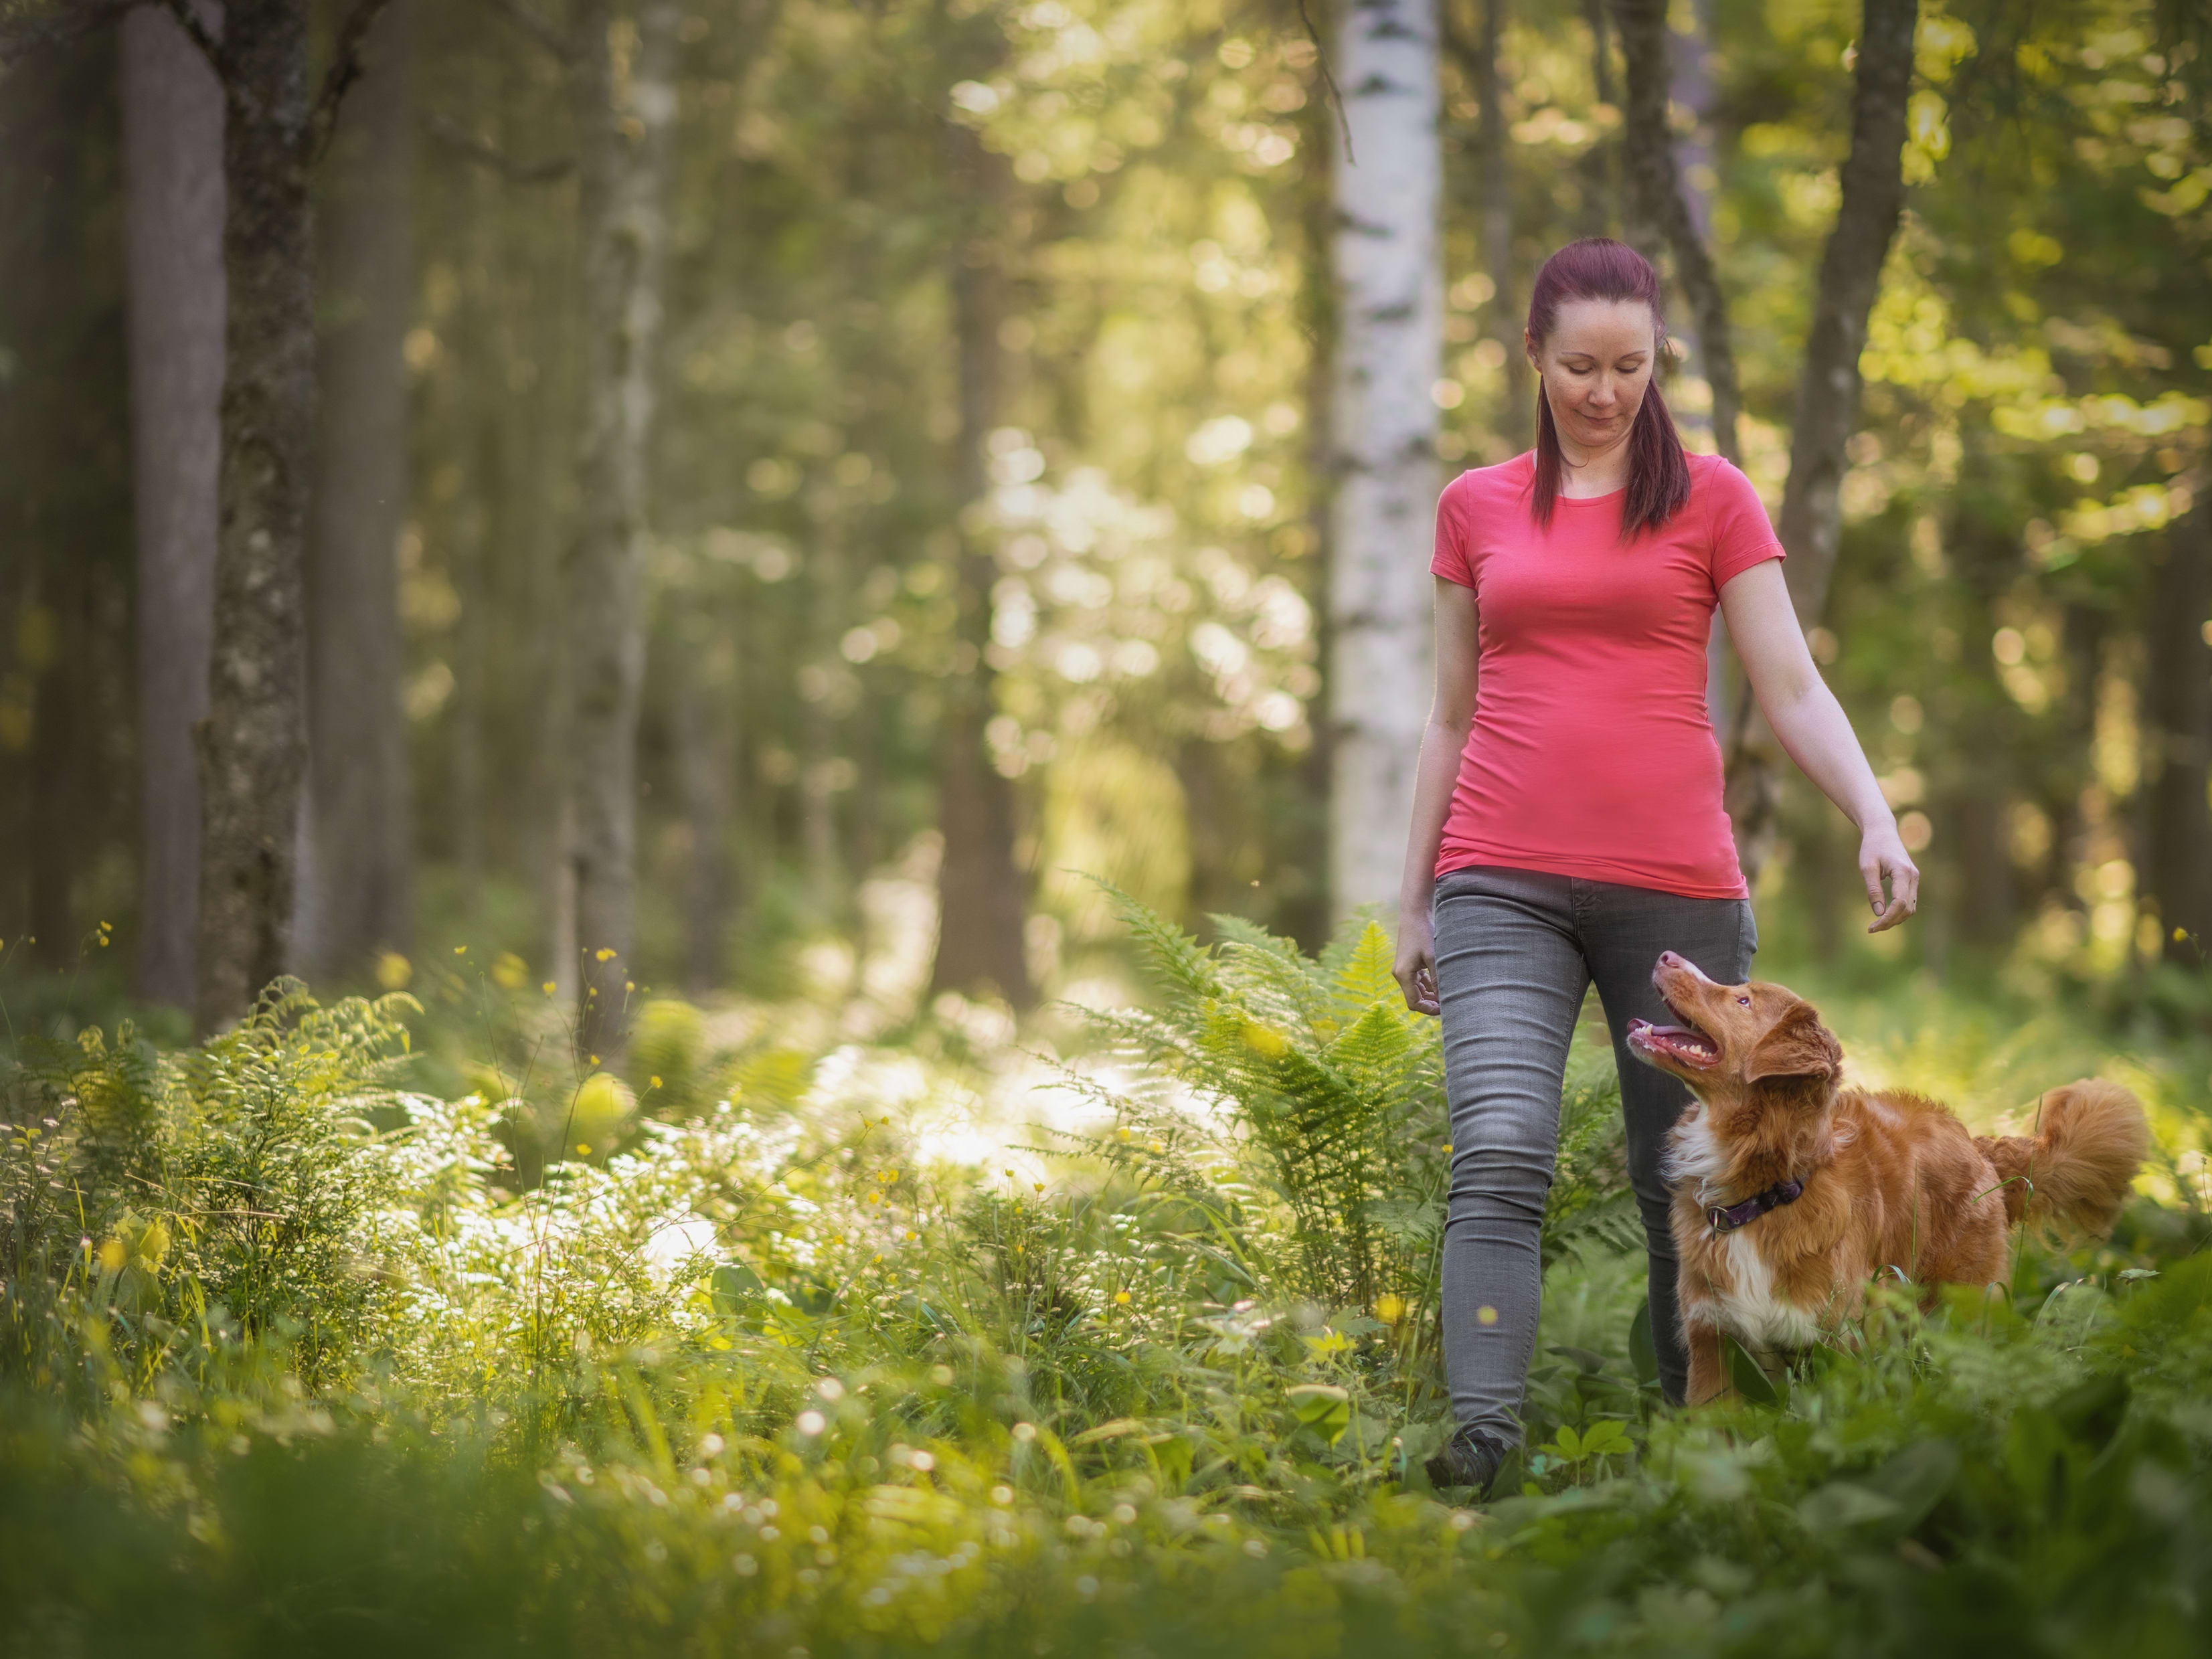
[1525,238,1691,539]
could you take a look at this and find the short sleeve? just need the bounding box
[1430,474,1476,589]
[1705,458,1785,589]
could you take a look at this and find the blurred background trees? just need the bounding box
[0,0,2206,1034]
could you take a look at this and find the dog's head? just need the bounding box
[1625,952,1843,1107]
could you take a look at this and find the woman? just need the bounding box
[1393,238,1918,1494]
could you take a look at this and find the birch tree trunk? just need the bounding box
[1329,0,1442,918]
[193,0,318,1033]
[2143,503,2212,962]
[121,1,225,1011]
[303,0,412,978]
[568,0,679,1059]
[1725,0,1918,877]
[929,121,1033,1008]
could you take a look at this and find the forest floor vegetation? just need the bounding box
[5,898,2212,1656]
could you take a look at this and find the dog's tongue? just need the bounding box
[1630,1018,1717,1060]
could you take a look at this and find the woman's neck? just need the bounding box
[1554,430,1634,499]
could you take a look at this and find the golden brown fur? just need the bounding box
[1625,952,2148,1404]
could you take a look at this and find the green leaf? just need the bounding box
[1860,1439,1960,1531]
[709,1261,764,1313]
[2049,1372,2130,1449]
[1578,1419,1632,1457]
[1547,1344,1610,1376]
[1329,920,1402,1019]
[1628,1298,1660,1387]
[1798,1480,1904,1532]
[1723,1335,1783,1406]
[1800,1440,1959,1537]
[1286,1383,1353,1446]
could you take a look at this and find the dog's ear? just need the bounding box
[1745,1003,1843,1086]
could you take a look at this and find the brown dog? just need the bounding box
[1625,951,2148,1403]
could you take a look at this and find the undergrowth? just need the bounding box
[3,899,2210,1656]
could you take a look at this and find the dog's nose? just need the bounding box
[1657,950,1683,968]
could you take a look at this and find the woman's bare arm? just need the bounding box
[1719,559,1919,931]
[1394,578,1482,1013]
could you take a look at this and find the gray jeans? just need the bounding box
[1430,864,1756,1444]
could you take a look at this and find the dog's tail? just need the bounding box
[1975,1079,2148,1237]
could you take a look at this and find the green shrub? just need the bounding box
[5,899,2211,1656]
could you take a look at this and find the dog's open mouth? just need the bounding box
[1626,1002,1720,1069]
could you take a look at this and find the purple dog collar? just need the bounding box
[1707,1177,1804,1235]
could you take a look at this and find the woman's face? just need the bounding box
[1525,298,1658,456]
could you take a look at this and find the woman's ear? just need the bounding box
[1745,1003,1843,1085]
[1524,329,1541,369]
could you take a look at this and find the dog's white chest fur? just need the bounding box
[1710,1231,1822,1351]
[1669,1110,1822,1350]
[1664,1110,1727,1197]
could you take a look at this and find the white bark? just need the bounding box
[121,2,226,1011]
[1329,0,1442,918]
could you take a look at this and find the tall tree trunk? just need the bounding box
[1578,0,1614,236]
[303,0,412,980]
[1328,0,1441,918]
[568,0,679,1060]
[930,123,1033,1007]
[801,506,846,921]
[673,654,730,994]
[26,568,80,969]
[1614,0,1739,466]
[2144,503,2212,963]
[0,35,124,968]
[1475,0,1515,440]
[1177,737,1234,928]
[193,0,319,1033]
[1618,0,1747,741]
[1725,0,1917,879]
[2047,602,2106,920]
[1775,0,1917,627]
[120,1,225,1009]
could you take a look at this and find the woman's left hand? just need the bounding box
[1859,818,1920,932]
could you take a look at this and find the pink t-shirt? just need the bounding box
[1430,450,1784,899]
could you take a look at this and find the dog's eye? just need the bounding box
[1737,996,1750,1005]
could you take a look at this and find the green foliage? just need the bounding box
[1064,887,1632,1383]
[8,902,2212,1654]
[2,982,419,1396]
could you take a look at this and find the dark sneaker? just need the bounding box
[1422,1427,1519,1499]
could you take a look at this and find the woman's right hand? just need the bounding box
[1394,911,1441,1017]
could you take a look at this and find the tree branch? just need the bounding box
[1295,0,1351,165]
[487,0,575,64]
[158,0,223,79]
[310,0,397,161]
[424,109,575,183]
[1774,0,1919,628]
[1614,0,1741,464]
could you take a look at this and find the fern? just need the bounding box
[1064,899,1641,1330]
[1541,1066,1640,1268]
[2,981,421,1394]
[1094,879,1221,1005]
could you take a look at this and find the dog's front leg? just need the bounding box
[1684,1311,1727,1405]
